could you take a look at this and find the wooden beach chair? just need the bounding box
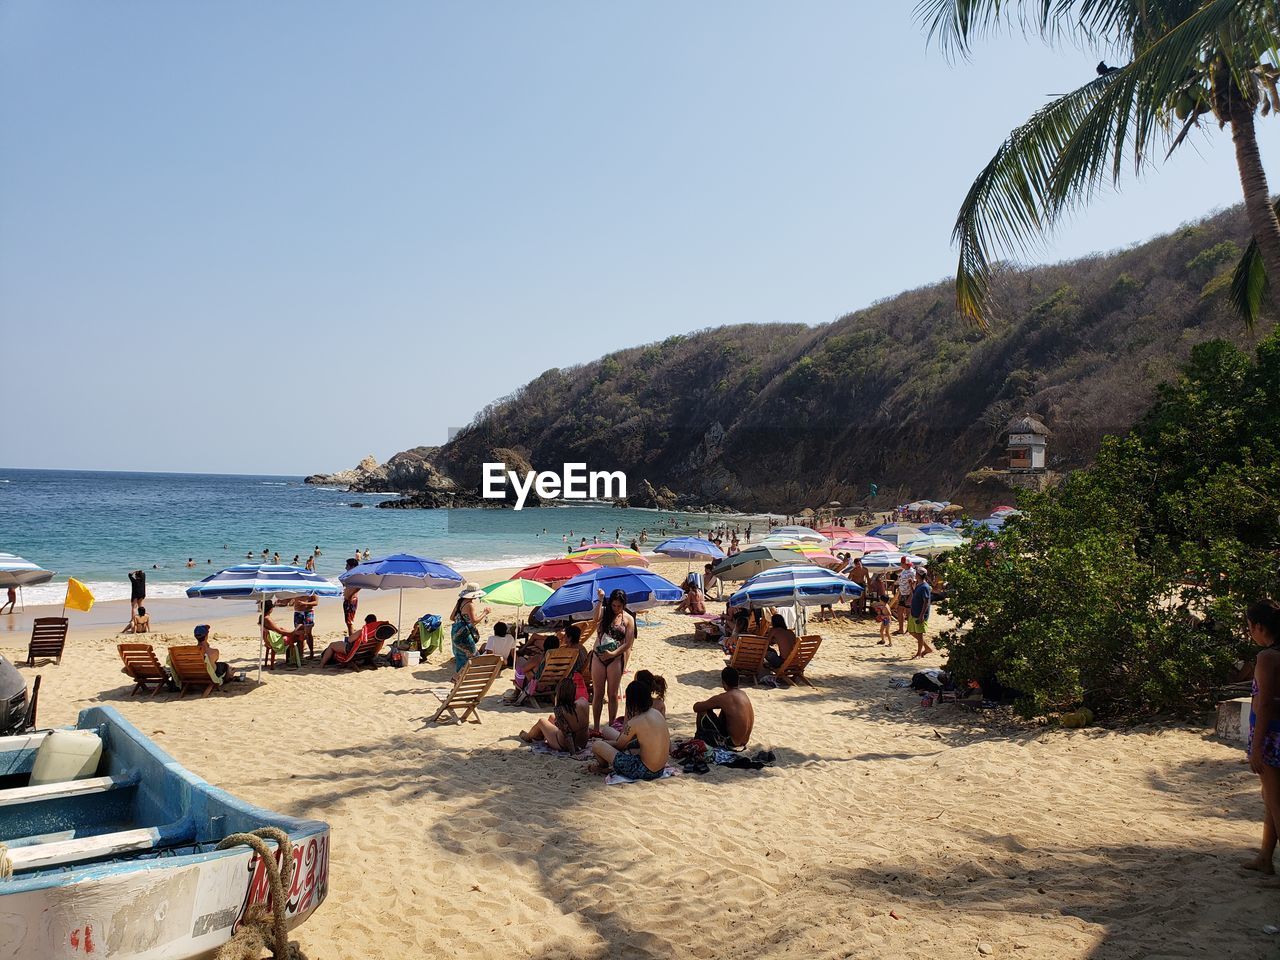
[525,647,579,705]
[26,617,68,667]
[167,646,223,698]
[118,643,169,696]
[726,635,769,684]
[429,654,503,725]
[775,635,823,687]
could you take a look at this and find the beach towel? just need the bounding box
[605,764,680,786]
[414,615,445,658]
[529,742,593,761]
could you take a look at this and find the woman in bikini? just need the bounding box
[589,588,636,734]
[1243,599,1280,879]
[520,678,589,752]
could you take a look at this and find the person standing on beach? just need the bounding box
[449,582,490,675]
[892,558,915,635]
[128,569,146,615]
[342,558,360,632]
[590,588,636,733]
[907,571,933,658]
[293,593,319,660]
[1,587,15,615]
[1243,600,1280,879]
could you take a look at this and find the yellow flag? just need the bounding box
[64,578,95,613]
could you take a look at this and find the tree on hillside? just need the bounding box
[917,0,1280,327]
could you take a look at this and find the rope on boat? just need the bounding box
[0,842,11,880]
[213,827,307,960]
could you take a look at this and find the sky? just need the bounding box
[2,1,1275,475]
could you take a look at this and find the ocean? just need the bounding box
[0,468,748,605]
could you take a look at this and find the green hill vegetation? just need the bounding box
[434,204,1271,512]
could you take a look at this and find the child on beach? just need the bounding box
[1243,599,1280,880]
[520,677,589,753]
[872,599,892,645]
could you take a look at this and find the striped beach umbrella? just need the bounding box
[728,564,862,611]
[900,534,968,558]
[187,564,342,682]
[652,537,725,562]
[858,551,927,571]
[568,545,649,568]
[831,535,897,556]
[769,526,827,543]
[0,553,55,588]
[539,566,683,622]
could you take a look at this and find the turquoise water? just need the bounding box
[0,468,740,605]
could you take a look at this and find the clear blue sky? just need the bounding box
[2,2,1272,475]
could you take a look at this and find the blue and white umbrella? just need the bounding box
[539,566,683,623]
[0,553,54,588]
[917,523,964,537]
[728,564,863,610]
[187,564,342,681]
[770,526,826,543]
[652,536,725,562]
[859,551,927,571]
[339,553,463,636]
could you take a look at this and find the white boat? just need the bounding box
[0,706,329,959]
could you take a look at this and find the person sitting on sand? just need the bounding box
[1243,599,1280,880]
[599,668,667,744]
[261,600,304,668]
[693,666,754,749]
[320,613,370,667]
[194,624,240,681]
[479,621,516,667]
[588,680,670,780]
[562,624,590,702]
[674,577,706,615]
[763,613,797,668]
[121,605,151,634]
[520,677,590,753]
[590,588,637,733]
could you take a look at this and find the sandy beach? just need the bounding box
[1,557,1272,959]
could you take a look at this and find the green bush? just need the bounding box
[939,331,1280,719]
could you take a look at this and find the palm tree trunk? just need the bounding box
[1228,102,1280,289]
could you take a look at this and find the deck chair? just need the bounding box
[726,635,769,684]
[262,628,302,669]
[332,621,395,668]
[775,635,822,687]
[26,617,68,667]
[524,647,580,705]
[429,654,503,724]
[118,643,170,696]
[167,646,223,698]
[575,620,598,646]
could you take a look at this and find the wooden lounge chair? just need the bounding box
[118,643,169,696]
[26,617,68,667]
[775,634,822,687]
[429,654,503,724]
[167,646,223,698]
[331,621,395,668]
[524,647,580,705]
[726,635,769,684]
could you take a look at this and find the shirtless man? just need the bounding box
[293,593,319,659]
[193,624,239,681]
[845,557,870,614]
[589,681,670,780]
[763,613,797,668]
[693,667,755,748]
[341,558,360,632]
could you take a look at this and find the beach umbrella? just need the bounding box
[831,535,897,555]
[729,564,863,610]
[539,566,683,622]
[771,543,842,567]
[187,564,343,682]
[568,545,649,568]
[514,557,602,586]
[709,545,814,583]
[340,553,464,638]
[867,522,921,538]
[867,525,929,546]
[652,536,725,562]
[771,525,826,541]
[991,505,1018,515]
[0,553,55,613]
[969,517,1006,532]
[941,504,964,515]
[899,534,968,558]
[917,523,965,537]
[858,551,927,571]
[480,577,554,632]
[817,525,856,539]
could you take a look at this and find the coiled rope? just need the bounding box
[213,827,307,960]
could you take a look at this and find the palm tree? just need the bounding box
[917,0,1280,327]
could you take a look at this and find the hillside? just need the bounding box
[328,205,1273,512]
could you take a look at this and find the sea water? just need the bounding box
[0,468,748,605]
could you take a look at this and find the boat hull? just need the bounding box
[0,707,329,959]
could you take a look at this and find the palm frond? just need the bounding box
[1228,197,1280,329]
[953,74,1119,324]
